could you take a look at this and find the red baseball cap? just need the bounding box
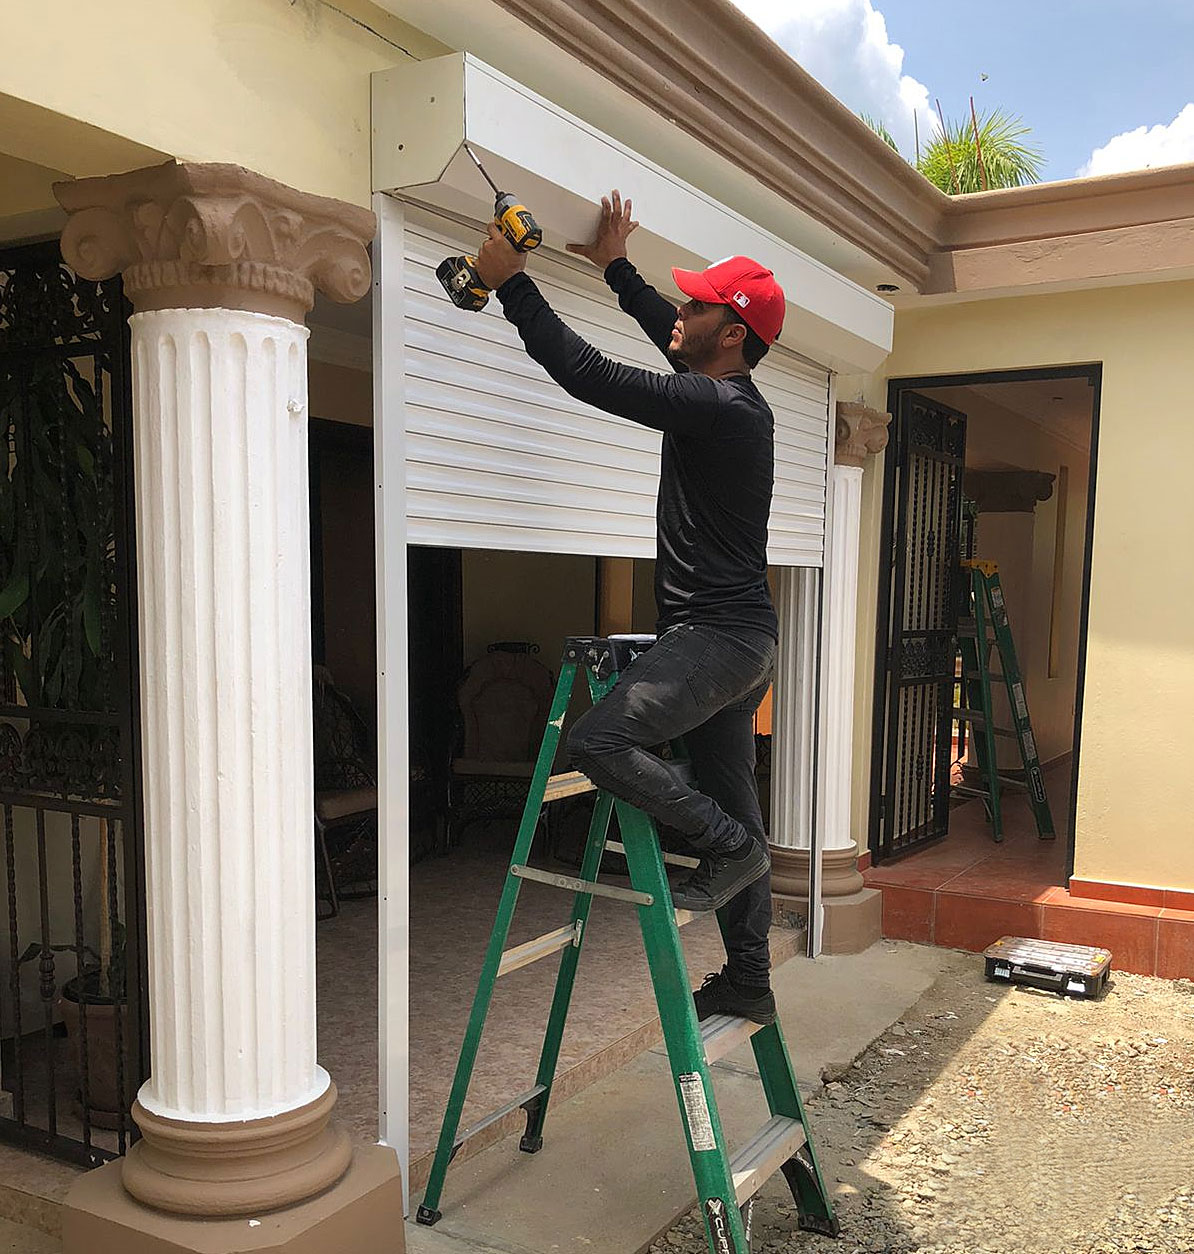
[671,256,785,345]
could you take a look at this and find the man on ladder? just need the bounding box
[477,192,786,1027]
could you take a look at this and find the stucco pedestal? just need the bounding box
[62,1146,404,1254]
[771,843,881,955]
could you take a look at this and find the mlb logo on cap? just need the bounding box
[671,256,785,345]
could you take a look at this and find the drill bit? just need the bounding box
[463,142,503,198]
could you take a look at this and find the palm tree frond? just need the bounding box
[860,113,901,155]
[917,108,1044,194]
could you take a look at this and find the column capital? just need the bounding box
[835,401,891,467]
[54,160,376,323]
[965,468,1056,513]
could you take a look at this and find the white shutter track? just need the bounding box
[402,208,828,565]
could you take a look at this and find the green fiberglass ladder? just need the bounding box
[954,562,1055,842]
[417,634,837,1252]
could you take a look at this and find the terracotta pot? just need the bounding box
[59,984,130,1129]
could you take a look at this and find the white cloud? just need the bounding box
[728,0,933,158]
[1079,103,1194,177]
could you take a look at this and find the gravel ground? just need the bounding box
[651,957,1194,1254]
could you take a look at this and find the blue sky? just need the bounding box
[729,1,1194,181]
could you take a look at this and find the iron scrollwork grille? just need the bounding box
[869,392,967,862]
[0,241,147,1166]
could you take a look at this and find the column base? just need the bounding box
[770,843,866,899]
[123,1084,351,1216]
[772,886,883,955]
[770,842,880,955]
[63,1144,404,1254]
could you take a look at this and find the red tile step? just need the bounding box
[865,866,1194,980]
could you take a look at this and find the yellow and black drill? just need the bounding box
[437,144,543,311]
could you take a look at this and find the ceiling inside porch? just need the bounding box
[923,375,1095,468]
[966,378,1095,456]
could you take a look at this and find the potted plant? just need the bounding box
[59,895,128,1129]
[65,814,128,1129]
[3,330,132,1126]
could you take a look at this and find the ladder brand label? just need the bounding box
[704,1198,739,1254]
[678,1072,716,1151]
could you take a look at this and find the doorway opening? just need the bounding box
[866,366,1100,950]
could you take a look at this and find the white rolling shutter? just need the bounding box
[402,207,828,565]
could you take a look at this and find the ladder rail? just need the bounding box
[614,796,752,1254]
[419,660,581,1221]
[959,565,1004,839]
[957,563,1056,842]
[749,1019,837,1232]
[984,574,1056,838]
[520,790,615,1151]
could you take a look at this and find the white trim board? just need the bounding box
[372,54,892,374]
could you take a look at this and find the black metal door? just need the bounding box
[869,391,966,862]
[0,242,147,1164]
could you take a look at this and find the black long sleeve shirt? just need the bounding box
[497,259,778,640]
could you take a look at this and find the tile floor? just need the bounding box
[316,821,803,1191]
[863,762,1194,978]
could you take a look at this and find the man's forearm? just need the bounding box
[604,258,679,363]
[496,271,717,435]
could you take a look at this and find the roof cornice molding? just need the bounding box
[490,0,946,287]
[941,163,1194,249]
[490,0,1194,300]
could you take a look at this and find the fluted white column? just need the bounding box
[822,464,864,852]
[55,161,395,1239]
[770,403,890,924]
[132,308,322,1123]
[769,566,819,851]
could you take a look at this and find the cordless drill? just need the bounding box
[437,144,543,312]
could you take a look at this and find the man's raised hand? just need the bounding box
[567,190,639,270]
[475,222,528,290]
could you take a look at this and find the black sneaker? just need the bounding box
[693,968,777,1025]
[671,841,770,913]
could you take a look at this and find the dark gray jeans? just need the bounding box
[567,624,777,987]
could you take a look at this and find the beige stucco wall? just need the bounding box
[462,551,597,674]
[0,0,447,210]
[310,360,373,426]
[853,280,1194,893]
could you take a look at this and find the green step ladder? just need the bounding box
[417,634,838,1252]
[953,562,1055,842]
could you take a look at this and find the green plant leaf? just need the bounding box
[860,113,900,154]
[917,107,1044,194]
[0,571,29,620]
[4,637,33,703]
[83,559,102,657]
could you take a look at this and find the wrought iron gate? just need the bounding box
[868,390,967,862]
[0,241,147,1164]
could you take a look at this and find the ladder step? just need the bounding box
[544,770,596,803]
[950,708,1016,738]
[731,1115,807,1206]
[954,775,1029,801]
[606,839,701,870]
[511,864,654,907]
[700,1013,765,1066]
[451,1085,547,1160]
[498,922,580,977]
